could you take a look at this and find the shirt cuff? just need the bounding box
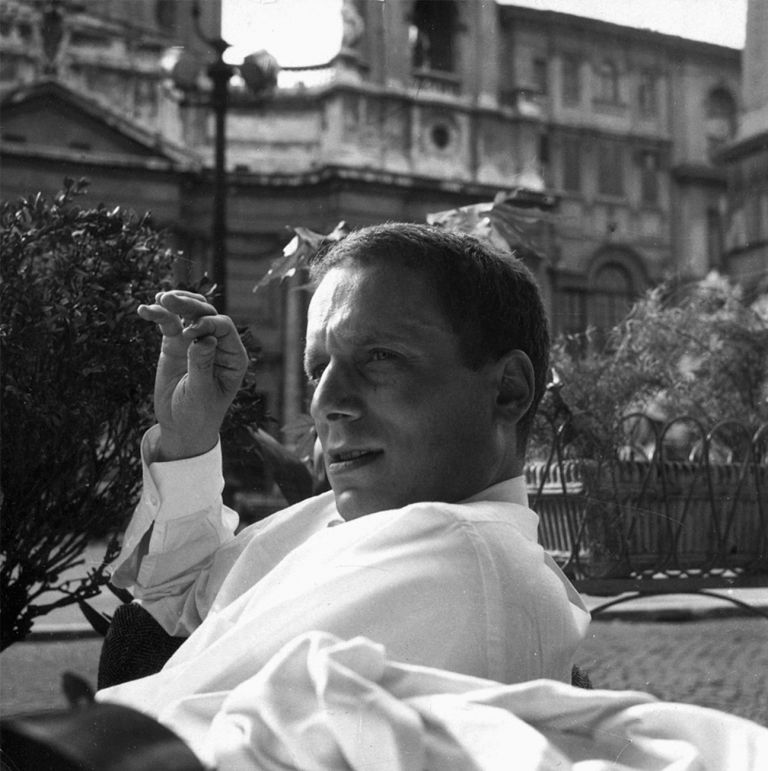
[143,425,225,521]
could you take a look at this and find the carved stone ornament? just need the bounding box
[341,0,364,50]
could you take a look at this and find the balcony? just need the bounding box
[411,67,461,98]
[499,88,543,118]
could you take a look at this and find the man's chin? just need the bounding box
[332,487,394,521]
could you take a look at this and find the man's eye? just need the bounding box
[369,350,396,363]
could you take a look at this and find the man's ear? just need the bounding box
[496,350,535,422]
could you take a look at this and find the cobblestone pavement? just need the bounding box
[2,617,767,728]
[574,616,768,726]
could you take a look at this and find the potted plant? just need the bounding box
[527,274,768,580]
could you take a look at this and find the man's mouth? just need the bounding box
[326,448,383,471]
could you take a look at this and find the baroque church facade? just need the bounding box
[0,0,746,427]
[719,0,768,290]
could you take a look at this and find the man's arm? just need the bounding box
[109,429,243,635]
[109,292,249,634]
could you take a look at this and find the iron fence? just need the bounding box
[527,414,768,595]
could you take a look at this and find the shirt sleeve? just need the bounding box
[109,425,240,635]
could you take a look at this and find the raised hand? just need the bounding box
[137,290,248,461]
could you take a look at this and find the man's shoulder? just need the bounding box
[234,492,536,564]
[340,496,535,547]
[237,490,339,543]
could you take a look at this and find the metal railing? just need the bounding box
[527,415,768,599]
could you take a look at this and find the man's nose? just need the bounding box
[310,360,363,423]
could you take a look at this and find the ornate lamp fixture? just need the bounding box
[168,2,278,313]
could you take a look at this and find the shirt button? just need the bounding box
[148,495,158,507]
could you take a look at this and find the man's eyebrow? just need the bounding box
[345,329,412,346]
[303,317,448,369]
[347,314,450,343]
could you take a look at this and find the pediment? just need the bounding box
[0,80,197,169]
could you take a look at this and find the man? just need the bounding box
[98,223,589,729]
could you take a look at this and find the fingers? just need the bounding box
[137,303,183,338]
[138,290,218,340]
[181,315,241,349]
[155,289,209,304]
[158,291,218,323]
[139,290,247,409]
[184,315,248,382]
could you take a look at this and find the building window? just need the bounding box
[553,288,586,337]
[762,192,768,242]
[595,58,620,103]
[533,57,548,96]
[638,70,657,116]
[561,136,581,192]
[538,132,550,165]
[706,207,723,267]
[598,141,624,197]
[155,0,177,31]
[639,150,660,205]
[0,57,19,81]
[590,263,635,333]
[746,194,763,244]
[561,54,581,106]
[17,21,32,42]
[705,87,737,159]
[409,0,458,73]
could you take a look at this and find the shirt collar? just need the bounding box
[329,475,530,525]
[462,476,528,507]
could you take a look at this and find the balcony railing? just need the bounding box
[411,67,461,97]
[499,88,543,117]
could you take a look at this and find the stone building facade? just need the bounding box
[720,0,768,294]
[494,5,741,336]
[1,0,744,427]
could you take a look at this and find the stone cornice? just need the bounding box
[498,4,741,58]
[0,141,195,173]
[716,130,768,164]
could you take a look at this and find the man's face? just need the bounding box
[305,261,507,519]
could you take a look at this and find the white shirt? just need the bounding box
[100,426,589,718]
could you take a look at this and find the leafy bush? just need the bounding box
[531,273,768,462]
[0,179,176,649]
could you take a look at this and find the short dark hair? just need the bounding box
[310,222,550,450]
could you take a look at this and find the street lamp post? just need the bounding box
[180,5,278,314]
[192,4,234,313]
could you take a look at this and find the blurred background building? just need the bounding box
[1,0,759,429]
[719,0,768,290]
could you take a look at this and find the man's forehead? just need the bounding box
[308,262,447,332]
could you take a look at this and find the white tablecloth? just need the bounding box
[149,632,768,770]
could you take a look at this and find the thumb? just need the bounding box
[186,335,218,385]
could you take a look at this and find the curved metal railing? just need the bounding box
[527,415,768,585]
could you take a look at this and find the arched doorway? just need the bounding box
[590,262,635,331]
[585,248,647,346]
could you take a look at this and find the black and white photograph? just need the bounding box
[1,1,766,768]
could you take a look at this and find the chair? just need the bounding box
[0,703,204,771]
[98,603,186,690]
